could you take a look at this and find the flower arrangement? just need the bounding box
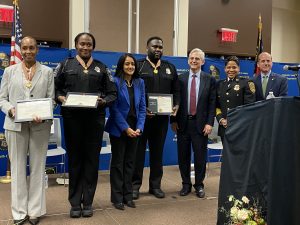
[220,195,267,225]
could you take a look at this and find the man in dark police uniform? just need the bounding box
[132,36,180,199]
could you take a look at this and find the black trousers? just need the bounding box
[62,108,105,207]
[177,119,208,189]
[110,134,138,203]
[132,115,169,190]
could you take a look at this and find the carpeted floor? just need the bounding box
[0,163,221,225]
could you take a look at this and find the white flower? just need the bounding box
[237,209,250,221]
[234,199,242,207]
[242,196,250,204]
[230,206,238,218]
[228,195,234,202]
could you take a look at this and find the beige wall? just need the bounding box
[69,0,85,49]
[177,0,189,57]
[188,0,272,57]
[138,0,174,56]
[2,1,300,63]
[89,0,128,52]
[89,0,174,55]
[272,0,300,63]
[0,0,69,48]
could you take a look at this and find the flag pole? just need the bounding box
[254,13,263,75]
[0,0,18,184]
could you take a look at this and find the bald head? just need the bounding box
[257,52,273,74]
[258,52,272,61]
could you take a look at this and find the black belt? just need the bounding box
[187,115,196,120]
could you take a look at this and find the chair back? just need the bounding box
[101,118,111,154]
[49,118,62,148]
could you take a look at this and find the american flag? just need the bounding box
[10,0,22,65]
[253,14,263,76]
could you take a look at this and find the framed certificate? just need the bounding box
[62,92,99,108]
[147,93,173,115]
[15,98,53,122]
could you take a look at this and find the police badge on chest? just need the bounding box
[234,85,240,91]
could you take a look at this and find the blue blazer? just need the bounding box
[252,72,288,101]
[105,76,146,137]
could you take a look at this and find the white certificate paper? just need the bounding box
[148,94,173,115]
[63,92,99,108]
[15,98,53,122]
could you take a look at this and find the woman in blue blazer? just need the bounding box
[105,53,146,210]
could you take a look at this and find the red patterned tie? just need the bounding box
[190,74,197,115]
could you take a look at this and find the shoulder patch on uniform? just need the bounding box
[248,81,256,93]
[53,63,62,77]
[106,68,114,82]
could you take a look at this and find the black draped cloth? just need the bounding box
[217,97,300,225]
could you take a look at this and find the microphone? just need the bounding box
[283,65,300,71]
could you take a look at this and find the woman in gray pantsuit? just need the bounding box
[0,36,54,225]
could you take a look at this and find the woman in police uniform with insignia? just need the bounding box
[216,56,256,142]
[55,32,117,218]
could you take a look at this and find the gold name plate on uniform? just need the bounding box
[148,93,173,115]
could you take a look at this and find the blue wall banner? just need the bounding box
[0,45,298,175]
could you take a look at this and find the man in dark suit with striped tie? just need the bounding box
[252,52,288,100]
[171,48,216,198]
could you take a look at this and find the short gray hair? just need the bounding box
[189,48,205,61]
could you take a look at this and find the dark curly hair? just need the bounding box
[225,56,240,67]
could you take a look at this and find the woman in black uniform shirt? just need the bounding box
[216,56,255,142]
[55,32,117,218]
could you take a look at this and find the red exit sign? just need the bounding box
[219,28,238,43]
[0,5,14,23]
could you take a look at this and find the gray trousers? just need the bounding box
[6,122,51,219]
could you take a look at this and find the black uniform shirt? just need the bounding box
[54,57,117,108]
[216,77,256,121]
[137,59,180,106]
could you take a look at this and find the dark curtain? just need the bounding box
[217,97,300,225]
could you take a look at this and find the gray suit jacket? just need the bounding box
[0,62,54,131]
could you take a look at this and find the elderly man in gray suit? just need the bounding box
[0,36,54,225]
